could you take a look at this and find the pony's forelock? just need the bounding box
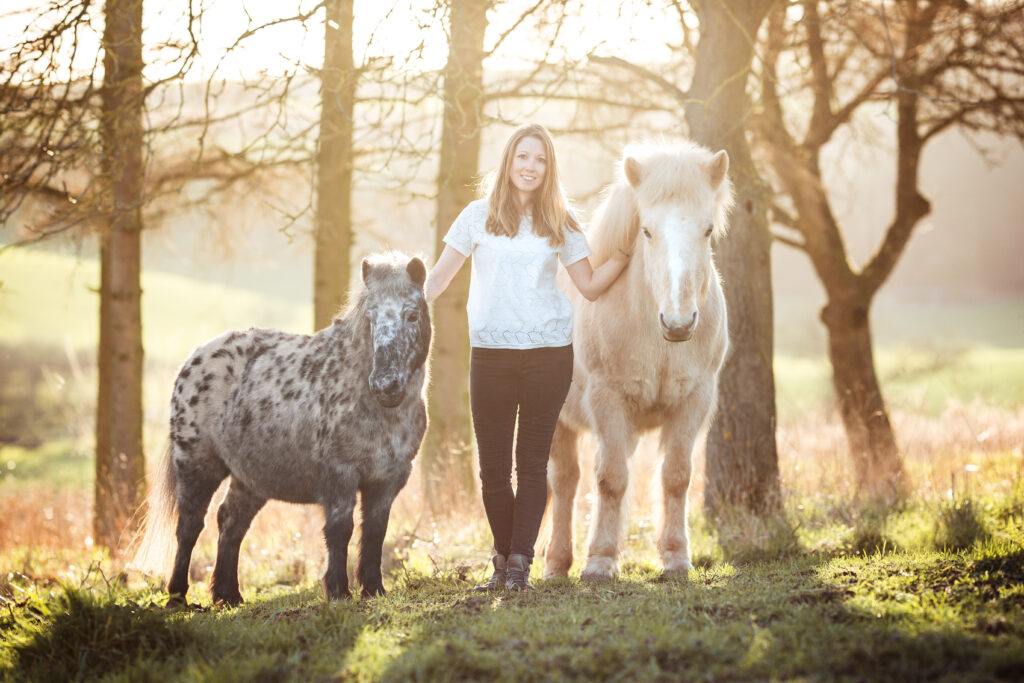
[588,143,734,257]
[334,251,423,324]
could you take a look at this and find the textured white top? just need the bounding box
[443,199,591,349]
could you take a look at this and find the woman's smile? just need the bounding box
[510,135,547,203]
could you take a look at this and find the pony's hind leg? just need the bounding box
[211,476,266,606]
[544,422,579,578]
[657,382,715,576]
[167,454,228,606]
[582,390,639,582]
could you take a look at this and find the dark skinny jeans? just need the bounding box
[470,344,573,560]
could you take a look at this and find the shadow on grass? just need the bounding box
[4,586,193,681]
[367,541,1024,681]
[1,584,376,682]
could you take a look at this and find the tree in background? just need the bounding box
[757,0,1024,499]
[93,0,148,551]
[422,0,491,514]
[686,0,782,516]
[314,0,357,330]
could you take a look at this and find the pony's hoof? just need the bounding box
[659,567,690,582]
[580,557,618,583]
[165,594,188,609]
[326,589,353,601]
[662,555,693,576]
[213,594,244,608]
[543,568,569,580]
[580,570,615,583]
[361,585,386,598]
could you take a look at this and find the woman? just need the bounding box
[424,123,628,591]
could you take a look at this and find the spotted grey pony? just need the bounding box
[133,252,430,604]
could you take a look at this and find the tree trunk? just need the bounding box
[820,298,905,499]
[95,0,146,553]
[687,0,782,516]
[314,0,356,331]
[422,0,489,515]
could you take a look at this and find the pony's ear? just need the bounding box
[624,157,644,188]
[407,257,426,288]
[707,150,729,190]
[361,258,372,283]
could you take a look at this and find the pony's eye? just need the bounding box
[642,228,652,239]
[704,225,714,238]
[406,310,420,323]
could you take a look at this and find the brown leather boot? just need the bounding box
[505,553,534,591]
[473,554,507,592]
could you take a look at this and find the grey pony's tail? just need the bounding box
[128,443,179,577]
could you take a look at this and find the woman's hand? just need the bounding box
[565,252,629,301]
[424,245,468,303]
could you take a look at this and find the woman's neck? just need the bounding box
[516,192,533,216]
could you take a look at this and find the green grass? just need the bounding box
[2,482,1022,681]
[774,294,1024,355]
[2,586,195,681]
[0,248,311,362]
[0,440,92,490]
[2,515,1023,681]
[774,346,1024,421]
[0,248,315,462]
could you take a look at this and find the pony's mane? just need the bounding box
[587,142,735,261]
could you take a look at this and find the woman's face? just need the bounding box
[509,135,547,204]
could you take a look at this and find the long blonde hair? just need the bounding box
[486,123,580,246]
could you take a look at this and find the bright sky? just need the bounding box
[2,0,687,82]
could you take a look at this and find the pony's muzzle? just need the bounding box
[659,310,698,342]
[370,376,405,407]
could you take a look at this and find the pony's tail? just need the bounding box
[128,443,179,577]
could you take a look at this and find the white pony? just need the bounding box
[546,142,733,581]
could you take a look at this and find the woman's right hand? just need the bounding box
[424,245,469,303]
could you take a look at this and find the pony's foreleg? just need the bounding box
[356,472,410,597]
[658,381,715,576]
[211,477,266,606]
[322,476,358,600]
[544,422,579,578]
[167,458,227,606]
[582,391,638,582]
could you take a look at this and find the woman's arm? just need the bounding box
[424,245,469,303]
[565,253,629,302]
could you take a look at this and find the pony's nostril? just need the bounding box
[685,310,698,330]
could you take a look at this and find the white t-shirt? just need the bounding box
[443,198,591,349]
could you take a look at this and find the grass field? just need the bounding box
[2,249,1023,680]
